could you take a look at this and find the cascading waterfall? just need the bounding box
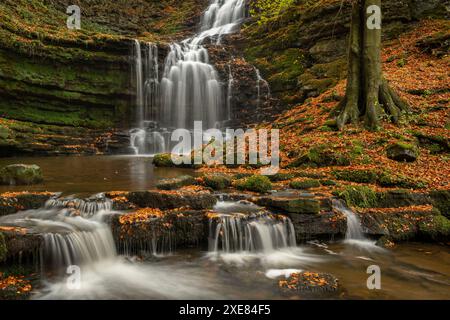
[208,210,296,253]
[45,194,112,218]
[129,0,247,154]
[255,68,271,108]
[227,64,234,120]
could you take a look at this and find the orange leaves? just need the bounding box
[0,275,32,294]
[119,208,164,225]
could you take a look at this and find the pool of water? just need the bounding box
[33,243,450,300]
[0,156,196,195]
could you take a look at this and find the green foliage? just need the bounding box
[235,175,273,193]
[337,186,378,208]
[290,179,321,190]
[419,215,450,241]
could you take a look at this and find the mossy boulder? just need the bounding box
[0,164,43,185]
[126,190,217,210]
[332,169,378,184]
[235,175,273,193]
[156,175,196,190]
[290,179,321,190]
[336,186,378,208]
[430,190,450,218]
[418,215,450,242]
[386,142,419,162]
[152,154,175,167]
[256,196,321,214]
[268,173,295,182]
[289,145,350,168]
[201,174,232,190]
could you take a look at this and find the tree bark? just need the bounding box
[336,0,409,130]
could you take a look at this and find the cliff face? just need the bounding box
[241,0,448,107]
[0,0,206,155]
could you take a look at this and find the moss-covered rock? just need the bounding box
[336,186,378,208]
[126,190,217,210]
[0,164,43,185]
[289,145,351,168]
[152,154,175,167]
[235,175,273,193]
[430,190,450,218]
[386,142,419,162]
[255,196,321,214]
[0,232,7,262]
[156,175,196,190]
[201,174,232,190]
[332,169,378,184]
[418,215,450,242]
[268,173,295,182]
[290,179,321,190]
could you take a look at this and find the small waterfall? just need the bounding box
[45,195,112,218]
[42,224,116,271]
[208,209,296,253]
[129,126,166,155]
[227,64,234,120]
[117,230,174,258]
[255,68,270,108]
[134,40,144,127]
[332,199,365,240]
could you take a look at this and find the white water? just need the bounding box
[129,0,247,154]
[332,199,380,250]
[255,68,271,108]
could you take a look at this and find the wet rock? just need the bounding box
[0,228,43,261]
[386,142,419,162]
[126,189,217,210]
[255,196,321,214]
[200,174,232,190]
[278,272,341,298]
[110,209,207,254]
[289,211,347,241]
[376,190,432,208]
[430,190,450,218]
[0,192,56,216]
[156,175,196,190]
[0,164,43,185]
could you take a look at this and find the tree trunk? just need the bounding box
[336,0,409,130]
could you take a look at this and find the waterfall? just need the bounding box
[208,210,296,253]
[129,0,247,154]
[45,195,112,218]
[227,64,233,120]
[332,199,365,240]
[255,68,270,108]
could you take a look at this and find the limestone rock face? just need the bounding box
[0,164,43,185]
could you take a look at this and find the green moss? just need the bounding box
[290,179,321,190]
[337,186,378,208]
[156,175,195,190]
[235,175,273,193]
[202,174,232,190]
[320,179,337,186]
[419,215,450,241]
[290,144,351,168]
[268,173,295,182]
[0,232,6,262]
[153,154,175,167]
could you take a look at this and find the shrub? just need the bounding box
[235,175,273,193]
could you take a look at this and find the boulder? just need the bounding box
[0,164,43,185]
[109,209,207,255]
[0,192,56,216]
[126,189,217,210]
[288,211,347,241]
[200,174,232,190]
[386,142,419,162]
[0,227,43,261]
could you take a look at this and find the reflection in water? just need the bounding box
[0,156,196,195]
